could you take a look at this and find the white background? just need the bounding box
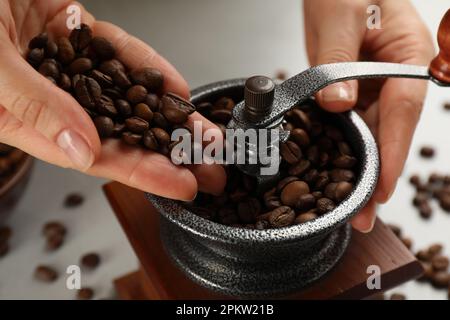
[1,0,450,299]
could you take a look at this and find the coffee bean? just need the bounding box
[58,73,71,91]
[29,33,48,49]
[142,130,159,151]
[81,253,101,269]
[214,97,235,111]
[290,128,310,147]
[413,192,429,207]
[419,201,432,219]
[122,131,142,145]
[27,48,45,67]
[416,250,432,262]
[112,123,126,138]
[144,94,160,111]
[337,141,353,156]
[112,70,132,89]
[69,57,92,75]
[45,41,58,58]
[34,265,58,282]
[334,181,353,202]
[295,193,316,210]
[74,76,101,109]
[46,233,64,251]
[56,37,75,64]
[276,176,299,193]
[0,241,9,257]
[295,211,318,224]
[153,112,170,130]
[0,226,12,243]
[125,116,149,134]
[94,116,114,138]
[99,59,125,76]
[126,85,148,104]
[91,69,113,88]
[96,95,117,118]
[303,169,319,184]
[64,193,84,208]
[390,293,406,300]
[290,109,311,130]
[90,37,115,60]
[130,67,164,91]
[288,159,311,176]
[151,128,170,148]
[439,195,450,212]
[428,243,443,256]
[431,271,450,288]
[420,146,435,158]
[69,23,92,51]
[314,171,329,190]
[316,197,335,214]
[161,96,189,125]
[268,206,295,228]
[432,255,449,271]
[210,109,232,124]
[330,169,355,182]
[115,99,132,117]
[280,181,310,207]
[409,175,421,187]
[332,155,357,168]
[134,103,154,122]
[77,287,94,300]
[42,221,67,238]
[280,141,302,164]
[38,60,60,80]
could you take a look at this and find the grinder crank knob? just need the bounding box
[430,9,450,84]
[244,76,275,122]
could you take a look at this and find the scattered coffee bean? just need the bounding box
[420,146,435,159]
[81,253,101,269]
[390,293,406,300]
[34,265,58,282]
[77,287,94,300]
[64,193,84,208]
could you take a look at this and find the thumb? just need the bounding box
[0,40,101,171]
[305,0,368,112]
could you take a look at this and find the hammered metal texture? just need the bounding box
[147,78,380,297]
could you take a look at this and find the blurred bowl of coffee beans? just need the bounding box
[148,78,379,297]
[0,144,33,221]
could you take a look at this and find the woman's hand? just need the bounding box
[0,0,226,200]
[304,0,435,232]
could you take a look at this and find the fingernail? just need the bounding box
[57,129,94,171]
[320,82,354,104]
[360,208,378,233]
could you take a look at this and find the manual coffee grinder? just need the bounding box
[104,10,450,299]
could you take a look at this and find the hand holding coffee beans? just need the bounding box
[26,25,195,156]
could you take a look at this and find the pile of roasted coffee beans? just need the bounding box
[186,98,358,229]
[409,173,450,219]
[26,24,195,155]
[389,224,450,299]
[0,143,27,186]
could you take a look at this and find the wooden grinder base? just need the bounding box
[103,182,422,300]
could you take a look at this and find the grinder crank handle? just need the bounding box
[231,9,450,129]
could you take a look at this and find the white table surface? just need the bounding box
[1,0,450,300]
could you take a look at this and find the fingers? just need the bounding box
[351,198,377,233]
[92,21,190,99]
[0,37,101,171]
[186,164,227,196]
[373,77,429,203]
[88,139,198,200]
[304,0,369,111]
